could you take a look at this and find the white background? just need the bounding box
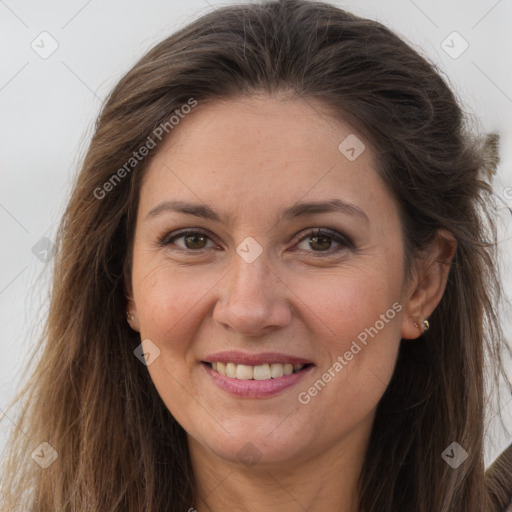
[1,0,511,468]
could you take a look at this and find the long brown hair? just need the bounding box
[1,1,511,510]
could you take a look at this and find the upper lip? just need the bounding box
[202,351,313,366]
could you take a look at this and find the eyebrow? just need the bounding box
[146,198,369,224]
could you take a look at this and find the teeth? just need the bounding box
[236,364,253,380]
[226,363,237,378]
[270,363,284,378]
[254,364,271,380]
[210,361,305,380]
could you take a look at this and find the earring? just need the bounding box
[127,311,134,322]
[413,321,419,329]
[423,319,430,332]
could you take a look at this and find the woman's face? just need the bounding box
[129,94,411,467]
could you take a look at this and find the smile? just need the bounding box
[200,352,315,398]
[206,361,310,380]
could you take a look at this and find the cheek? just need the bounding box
[133,261,221,350]
[131,263,221,426]
[295,264,402,344]
[293,265,403,403]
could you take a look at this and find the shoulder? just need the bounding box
[485,443,512,512]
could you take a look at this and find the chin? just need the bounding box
[198,419,314,467]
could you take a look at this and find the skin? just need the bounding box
[126,94,455,512]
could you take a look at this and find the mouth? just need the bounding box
[202,361,313,380]
[200,351,315,397]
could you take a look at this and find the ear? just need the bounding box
[124,265,140,332]
[401,229,456,339]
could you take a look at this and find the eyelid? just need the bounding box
[294,227,354,252]
[158,227,354,254]
[158,228,218,250]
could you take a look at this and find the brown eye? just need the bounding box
[159,227,353,255]
[182,233,208,250]
[309,233,333,251]
[160,230,216,251]
[295,228,353,254]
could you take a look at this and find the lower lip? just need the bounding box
[202,363,314,398]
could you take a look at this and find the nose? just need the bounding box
[212,250,292,337]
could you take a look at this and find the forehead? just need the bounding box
[138,95,397,228]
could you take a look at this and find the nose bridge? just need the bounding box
[227,249,274,308]
[213,247,291,334]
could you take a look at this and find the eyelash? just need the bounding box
[157,228,354,256]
